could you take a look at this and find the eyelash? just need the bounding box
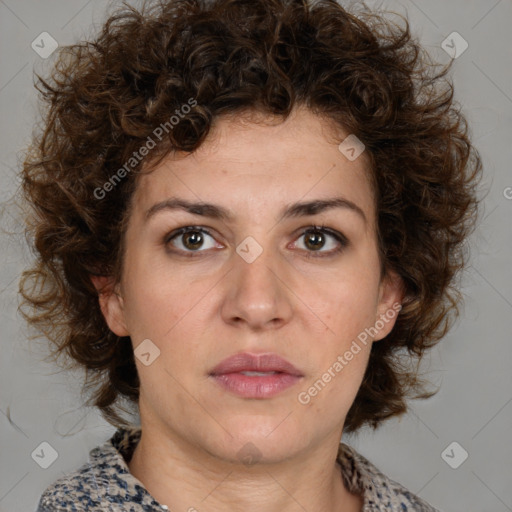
[163,224,349,259]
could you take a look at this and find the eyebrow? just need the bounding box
[144,196,367,225]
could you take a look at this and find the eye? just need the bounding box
[292,225,348,257]
[165,226,220,255]
[164,224,348,258]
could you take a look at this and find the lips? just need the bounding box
[209,352,304,398]
[209,352,303,377]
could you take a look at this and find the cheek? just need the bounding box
[305,266,381,339]
[121,259,183,338]
[121,255,220,347]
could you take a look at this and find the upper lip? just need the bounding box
[210,352,303,377]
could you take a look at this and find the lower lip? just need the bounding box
[211,372,302,398]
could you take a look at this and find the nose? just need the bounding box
[220,242,293,331]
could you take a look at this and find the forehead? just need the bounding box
[131,108,376,228]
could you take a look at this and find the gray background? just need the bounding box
[1,1,511,511]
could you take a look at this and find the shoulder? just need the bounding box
[35,427,159,512]
[35,459,116,511]
[338,442,442,511]
[35,442,125,511]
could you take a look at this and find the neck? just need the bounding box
[127,419,363,512]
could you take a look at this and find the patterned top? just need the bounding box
[36,426,441,511]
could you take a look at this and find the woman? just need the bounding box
[19,0,481,510]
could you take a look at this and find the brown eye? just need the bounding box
[165,226,218,254]
[182,230,204,250]
[294,226,348,256]
[304,230,326,251]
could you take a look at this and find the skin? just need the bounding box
[92,106,403,512]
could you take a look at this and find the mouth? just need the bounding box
[210,352,303,376]
[209,352,304,399]
[238,371,280,376]
[210,371,303,398]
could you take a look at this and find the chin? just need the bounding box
[209,417,307,462]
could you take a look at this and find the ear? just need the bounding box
[373,269,404,342]
[90,275,129,337]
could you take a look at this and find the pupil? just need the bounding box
[305,231,324,250]
[184,231,203,250]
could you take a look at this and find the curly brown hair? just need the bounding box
[18,0,482,433]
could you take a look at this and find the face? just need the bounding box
[95,107,403,464]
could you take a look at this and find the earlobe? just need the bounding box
[373,270,405,342]
[90,275,129,337]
